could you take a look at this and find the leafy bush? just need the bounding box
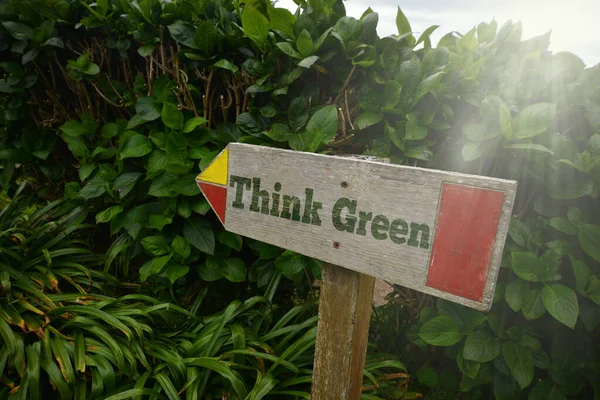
[1,0,599,399]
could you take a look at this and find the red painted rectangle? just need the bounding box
[426,183,505,301]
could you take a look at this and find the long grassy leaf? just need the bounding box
[74,330,86,373]
[364,359,407,371]
[48,305,133,338]
[246,372,278,400]
[263,316,318,342]
[89,354,117,393]
[101,388,166,400]
[185,357,248,398]
[51,336,76,384]
[155,372,181,400]
[133,371,151,400]
[87,325,126,371]
[25,343,41,399]
[278,375,314,388]
[41,354,73,399]
[74,377,87,400]
[90,366,104,399]
[225,350,299,374]
[0,317,16,356]
[268,390,310,399]
[0,346,8,378]
[202,301,240,357]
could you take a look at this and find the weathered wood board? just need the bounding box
[196,143,517,311]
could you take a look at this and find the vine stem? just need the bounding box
[333,64,356,105]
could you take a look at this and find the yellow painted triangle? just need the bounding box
[196,148,229,186]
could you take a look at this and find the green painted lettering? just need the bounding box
[301,188,322,226]
[408,223,430,249]
[356,211,373,236]
[371,215,390,240]
[332,197,357,233]
[389,218,408,244]
[229,175,251,209]
[249,177,270,215]
[281,195,301,221]
[270,182,281,217]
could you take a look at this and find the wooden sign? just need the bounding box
[196,143,517,311]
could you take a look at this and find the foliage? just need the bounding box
[0,185,407,399]
[0,0,599,399]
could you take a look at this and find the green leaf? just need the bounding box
[60,120,91,137]
[166,132,188,165]
[162,102,184,130]
[306,105,338,146]
[274,251,306,277]
[184,218,215,255]
[512,103,556,139]
[216,231,243,251]
[79,177,107,199]
[113,172,142,198]
[511,252,554,282]
[195,20,217,54]
[2,22,34,40]
[149,173,178,197]
[22,48,40,64]
[569,256,591,293]
[457,349,480,379]
[139,255,172,281]
[168,21,198,48]
[213,59,239,73]
[405,121,428,140]
[395,7,413,40]
[120,134,153,159]
[296,29,313,57]
[276,42,302,59]
[223,258,247,282]
[462,142,484,161]
[183,117,208,133]
[416,366,438,388]
[541,284,579,329]
[165,263,189,283]
[504,143,553,154]
[135,97,161,121]
[586,277,600,305]
[96,205,124,223]
[505,279,527,312]
[463,330,501,363]
[171,235,191,260]
[522,285,546,319]
[269,8,296,39]
[199,256,225,281]
[419,316,463,346]
[141,236,169,256]
[579,224,600,262]
[242,7,270,50]
[289,97,309,131]
[149,214,172,231]
[550,217,578,235]
[298,55,319,69]
[529,381,566,400]
[502,342,534,389]
[355,112,383,130]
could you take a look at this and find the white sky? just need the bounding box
[277,0,599,67]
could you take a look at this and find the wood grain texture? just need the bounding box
[219,143,517,310]
[311,263,375,400]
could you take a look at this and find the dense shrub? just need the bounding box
[0,0,599,399]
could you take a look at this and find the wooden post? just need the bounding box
[311,263,375,399]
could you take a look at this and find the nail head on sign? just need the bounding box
[341,181,348,188]
[333,241,340,249]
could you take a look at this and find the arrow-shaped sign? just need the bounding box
[196,143,517,311]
